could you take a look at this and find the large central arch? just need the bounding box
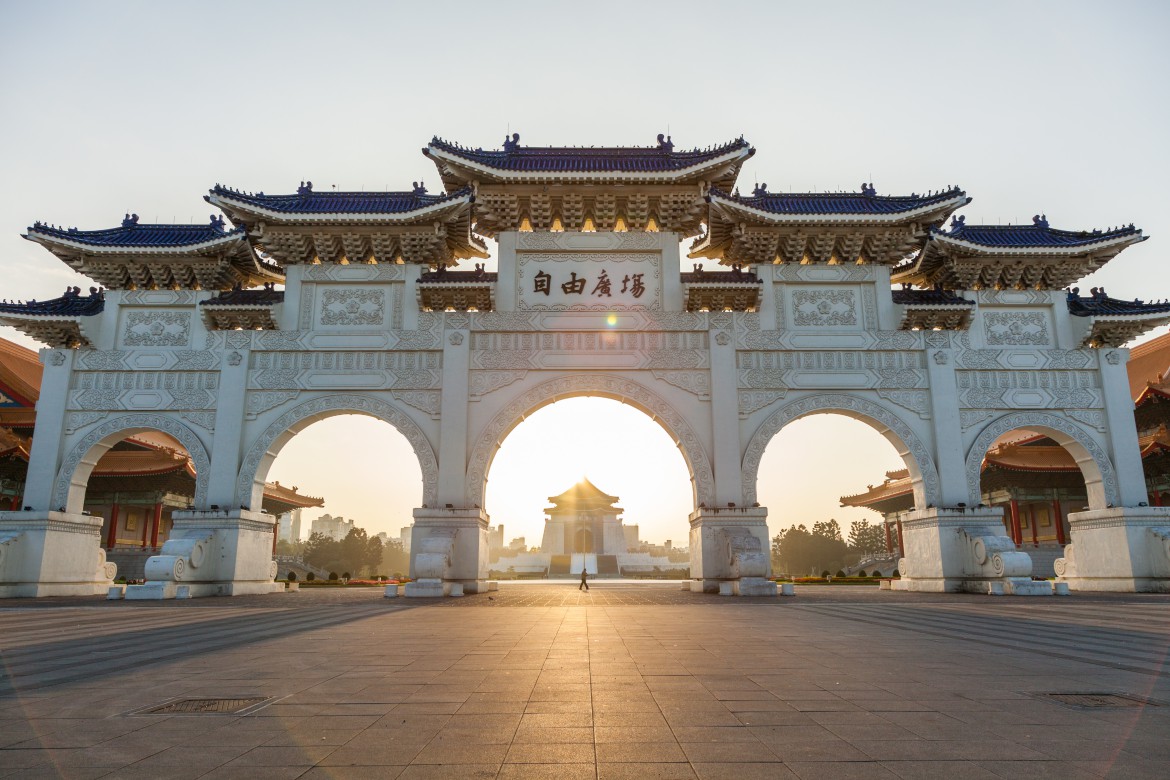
[741,393,941,508]
[236,394,439,511]
[465,374,716,509]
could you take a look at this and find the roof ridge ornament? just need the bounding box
[1033,213,1049,229]
[412,181,428,195]
[122,213,139,228]
[950,214,966,231]
[502,132,520,153]
[297,181,313,195]
[209,214,226,231]
[752,183,768,197]
[861,182,876,197]
[656,133,674,152]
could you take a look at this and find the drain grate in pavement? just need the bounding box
[1040,692,1159,709]
[146,697,270,714]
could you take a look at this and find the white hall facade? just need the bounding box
[2,134,1170,598]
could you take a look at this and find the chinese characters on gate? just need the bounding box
[533,269,645,299]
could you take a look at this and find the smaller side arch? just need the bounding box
[741,393,941,508]
[53,414,210,514]
[235,394,439,511]
[965,412,1118,509]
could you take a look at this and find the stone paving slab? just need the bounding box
[0,582,1168,778]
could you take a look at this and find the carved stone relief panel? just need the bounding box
[318,287,387,327]
[303,264,404,282]
[956,370,1100,409]
[773,265,876,283]
[469,370,528,399]
[981,308,1053,347]
[651,370,711,400]
[68,371,219,411]
[469,331,708,370]
[122,311,192,348]
[121,290,198,306]
[790,288,858,327]
[248,350,441,390]
[736,350,924,390]
[516,252,663,311]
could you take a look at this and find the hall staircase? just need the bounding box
[596,555,619,575]
[549,555,571,575]
[570,553,598,575]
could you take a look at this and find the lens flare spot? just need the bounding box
[606,314,617,326]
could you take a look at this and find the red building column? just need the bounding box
[883,521,893,554]
[1009,500,1022,546]
[1155,492,1164,507]
[895,519,905,558]
[1053,499,1065,546]
[272,524,279,555]
[1030,506,1039,547]
[150,503,163,549]
[106,503,120,549]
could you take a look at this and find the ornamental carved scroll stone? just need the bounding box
[741,393,940,508]
[465,375,715,508]
[792,289,858,327]
[236,394,438,511]
[964,411,1118,508]
[54,414,210,513]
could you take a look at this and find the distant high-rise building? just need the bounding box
[311,513,355,541]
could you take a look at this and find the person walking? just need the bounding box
[579,568,589,591]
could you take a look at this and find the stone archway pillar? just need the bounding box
[405,507,490,597]
[1056,507,1170,592]
[0,511,116,597]
[0,350,119,597]
[892,507,1051,595]
[688,507,776,596]
[126,509,283,599]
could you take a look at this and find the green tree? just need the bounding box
[847,520,886,557]
[338,527,383,577]
[302,532,340,572]
[381,538,410,577]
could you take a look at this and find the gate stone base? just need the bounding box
[406,507,489,597]
[688,507,776,596]
[0,511,116,597]
[1056,507,1170,593]
[126,509,282,600]
[892,508,1051,595]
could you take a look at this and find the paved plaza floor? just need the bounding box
[1,582,1168,779]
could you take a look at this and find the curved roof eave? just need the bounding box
[708,192,970,225]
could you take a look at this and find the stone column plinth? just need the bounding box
[891,507,1050,595]
[126,509,282,599]
[407,507,489,596]
[0,511,116,597]
[688,507,775,595]
[1056,507,1170,592]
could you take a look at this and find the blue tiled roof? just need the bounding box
[426,135,752,174]
[26,215,239,248]
[710,185,966,215]
[209,183,474,214]
[201,285,284,306]
[0,288,105,316]
[1067,289,1170,317]
[891,288,974,306]
[939,215,1142,248]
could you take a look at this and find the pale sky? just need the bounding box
[2,1,1167,543]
